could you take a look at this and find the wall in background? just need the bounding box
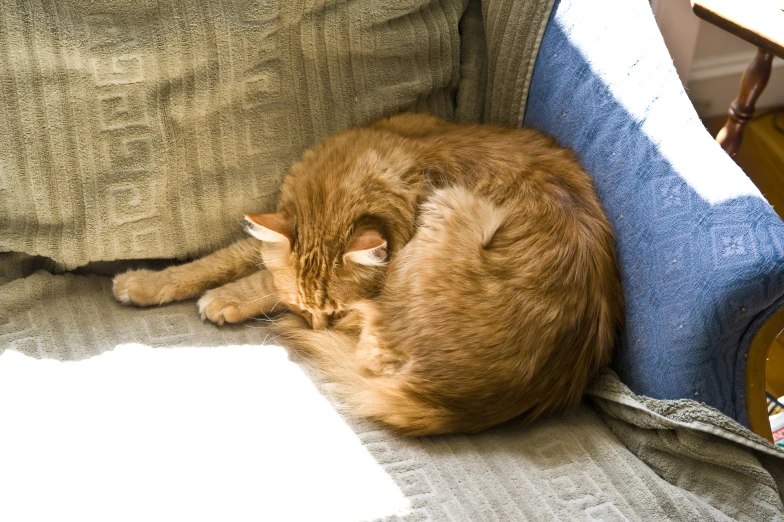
[651,0,784,119]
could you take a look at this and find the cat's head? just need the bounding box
[244,212,389,329]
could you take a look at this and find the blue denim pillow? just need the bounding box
[524,0,784,425]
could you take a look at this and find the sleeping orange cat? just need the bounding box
[112,113,623,435]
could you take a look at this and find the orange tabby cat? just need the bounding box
[113,113,623,435]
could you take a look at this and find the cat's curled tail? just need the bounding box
[272,311,457,436]
[273,184,621,436]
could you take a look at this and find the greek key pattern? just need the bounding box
[85,13,159,259]
[3,270,782,521]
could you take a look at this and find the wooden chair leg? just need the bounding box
[716,49,774,157]
[747,308,784,442]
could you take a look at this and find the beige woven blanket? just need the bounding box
[0,0,552,269]
[0,272,782,521]
[8,2,783,521]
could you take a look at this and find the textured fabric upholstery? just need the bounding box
[524,0,784,425]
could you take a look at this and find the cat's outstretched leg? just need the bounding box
[113,237,263,307]
[198,270,284,325]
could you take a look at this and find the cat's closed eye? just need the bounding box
[293,307,312,320]
[291,306,334,330]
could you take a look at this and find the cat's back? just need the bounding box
[362,115,624,434]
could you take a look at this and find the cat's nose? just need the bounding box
[311,312,329,330]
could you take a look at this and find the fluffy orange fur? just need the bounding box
[113,113,624,436]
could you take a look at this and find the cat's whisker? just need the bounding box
[242,325,280,338]
[261,332,282,345]
[253,314,280,323]
[243,291,277,304]
[244,330,281,345]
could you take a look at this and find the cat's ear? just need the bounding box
[244,213,292,244]
[344,229,388,266]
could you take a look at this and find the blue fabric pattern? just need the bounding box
[524,0,784,425]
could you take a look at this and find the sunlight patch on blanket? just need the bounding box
[0,344,410,522]
[559,0,762,205]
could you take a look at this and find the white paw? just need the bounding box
[112,277,131,304]
[112,270,163,307]
[197,293,213,321]
[197,290,244,325]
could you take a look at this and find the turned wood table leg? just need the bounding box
[716,49,774,157]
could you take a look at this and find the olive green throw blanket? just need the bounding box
[0,0,553,269]
[5,2,784,521]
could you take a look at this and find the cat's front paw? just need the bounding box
[112,270,175,307]
[197,289,246,325]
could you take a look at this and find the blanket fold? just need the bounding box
[588,369,784,521]
[4,1,784,519]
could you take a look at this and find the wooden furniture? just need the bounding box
[692,0,784,156]
[768,334,784,400]
[748,309,784,440]
[692,0,784,441]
